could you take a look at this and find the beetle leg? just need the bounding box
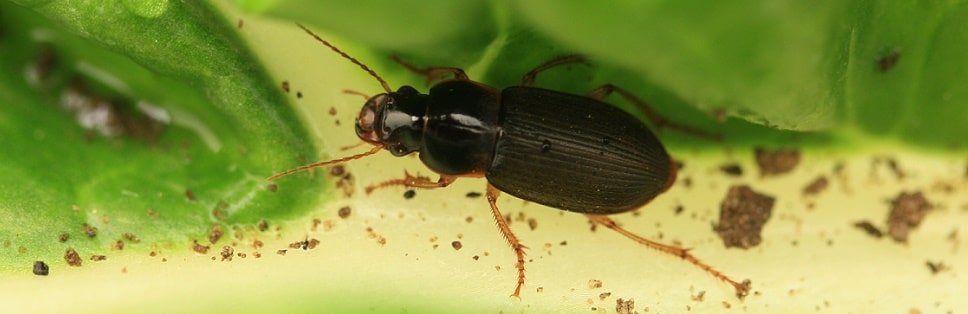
[519,55,587,87]
[342,89,370,100]
[585,214,751,299]
[364,171,457,194]
[390,55,469,85]
[587,84,723,142]
[486,183,528,298]
[338,140,367,151]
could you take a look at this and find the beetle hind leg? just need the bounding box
[586,214,751,299]
[587,84,722,142]
[486,184,528,298]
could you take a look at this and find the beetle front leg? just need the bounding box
[486,183,528,298]
[586,214,751,299]
[390,55,469,85]
[364,171,457,194]
[587,84,722,141]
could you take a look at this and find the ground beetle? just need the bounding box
[269,24,750,299]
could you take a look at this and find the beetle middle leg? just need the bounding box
[390,55,469,85]
[586,214,751,299]
[519,55,587,87]
[588,84,722,141]
[486,183,528,298]
[364,172,457,194]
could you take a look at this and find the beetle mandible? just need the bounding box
[269,24,751,299]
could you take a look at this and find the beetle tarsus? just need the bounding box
[585,214,749,300]
[486,184,528,298]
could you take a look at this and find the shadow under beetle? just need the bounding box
[269,24,751,299]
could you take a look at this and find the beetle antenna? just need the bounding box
[267,145,384,181]
[296,23,392,93]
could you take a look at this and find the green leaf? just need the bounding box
[514,1,968,145]
[254,0,497,65]
[0,1,322,271]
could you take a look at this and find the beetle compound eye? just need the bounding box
[388,144,407,156]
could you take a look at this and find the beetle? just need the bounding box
[269,24,750,299]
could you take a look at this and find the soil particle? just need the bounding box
[853,221,884,238]
[754,148,801,176]
[338,206,352,219]
[714,185,775,249]
[887,192,932,243]
[123,233,140,242]
[64,248,82,267]
[220,246,234,261]
[81,223,98,238]
[33,261,49,276]
[616,298,635,314]
[803,176,829,195]
[192,240,210,254]
[209,225,223,244]
[719,163,743,177]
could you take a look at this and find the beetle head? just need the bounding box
[354,93,386,144]
[354,86,426,157]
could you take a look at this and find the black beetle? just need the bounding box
[269,24,750,298]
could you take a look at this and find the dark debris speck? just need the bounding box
[338,206,352,219]
[81,224,98,238]
[803,176,829,195]
[853,221,883,239]
[719,163,743,177]
[33,261,49,276]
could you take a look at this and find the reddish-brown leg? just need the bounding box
[342,89,370,100]
[390,55,469,85]
[586,214,751,299]
[486,184,528,298]
[337,141,367,151]
[519,55,587,87]
[587,84,722,141]
[364,172,457,194]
